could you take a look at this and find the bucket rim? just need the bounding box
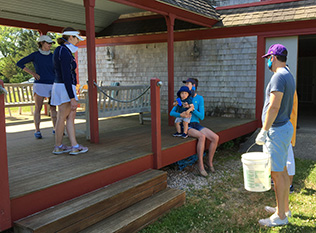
[241,152,270,161]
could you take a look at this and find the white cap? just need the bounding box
[38,35,55,44]
[62,31,84,41]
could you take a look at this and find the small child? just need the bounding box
[172,86,194,138]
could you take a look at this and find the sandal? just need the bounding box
[197,168,208,177]
[205,164,216,173]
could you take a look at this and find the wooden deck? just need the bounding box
[6,113,257,221]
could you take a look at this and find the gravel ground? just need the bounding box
[166,157,242,192]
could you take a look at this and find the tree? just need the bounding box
[0,26,58,83]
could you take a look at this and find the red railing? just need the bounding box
[0,79,11,230]
[150,78,162,169]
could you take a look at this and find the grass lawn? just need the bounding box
[140,142,316,233]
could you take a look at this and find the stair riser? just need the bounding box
[57,181,167,233]
[14,170,167,233]
[116,192,186,233]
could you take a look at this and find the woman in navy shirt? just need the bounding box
[17,35,57,139]
[51,27,88,155]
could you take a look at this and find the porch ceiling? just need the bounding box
[0,0,143,33]
[0,0,219,34]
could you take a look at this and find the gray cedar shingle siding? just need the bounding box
[157,0,220,20]
[215,0,316,28]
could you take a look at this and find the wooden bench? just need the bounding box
[3,83,49,116]
[84,84,151,139]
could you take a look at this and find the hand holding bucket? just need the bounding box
[241,143,271,192]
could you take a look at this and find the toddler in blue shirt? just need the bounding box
[172,86,194,138]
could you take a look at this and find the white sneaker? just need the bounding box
[259,213,289,227]
[264,206,292,217]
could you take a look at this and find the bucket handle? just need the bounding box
[246,143,270,168]
[246,143,269,153]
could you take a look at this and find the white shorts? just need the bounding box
[51,83,78,106]
[33,83,53,98]
[287,145,295,176]
[175,117,191,123]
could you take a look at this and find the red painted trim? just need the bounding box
[165,15,176,126]
[110,0,217,28]
[0,80,11,231]
[84,0,99,143]
[256,36,266,126]
[10,154,153,221]
[78,19,316,47]
[161,120,258,167]
[162,140,197,166]
[216,0,302,10]
[216,120,259,145]
[151,79,162,169]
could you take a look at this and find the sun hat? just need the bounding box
[62,31,84,41]
[182,78,196,86]
[177,86,191,98]
[38,35,55,44]
[262,44,288,58]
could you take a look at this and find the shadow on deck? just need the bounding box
[6,113,258,221]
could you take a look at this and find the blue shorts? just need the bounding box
[188,122,205,131]
[264,121,293,172]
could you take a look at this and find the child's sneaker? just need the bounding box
[53,144,72,154]
[69,145,88,155]
[173,132,182,137]
[181,133,188,139]
[34,131,42,139]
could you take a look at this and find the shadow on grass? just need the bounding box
[293,158,316,193]
[300,188,316,196]
[278,224,316,233]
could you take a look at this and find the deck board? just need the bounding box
[6,114,254,199]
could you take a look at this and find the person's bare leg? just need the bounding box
[183,122,188,134]
[289,175,293,186]
[175,122,181,133]
[55,103,71,147]
[65,109,78,147]
[50,105,57,130]
[200,128,219,169]
[188,128,206,175]
[271,167,290,219]
[34,94,44,132]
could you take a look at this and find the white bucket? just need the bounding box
[241,152,271,192]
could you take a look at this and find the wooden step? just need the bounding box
[79,188,185,233]
[14,169,167,233]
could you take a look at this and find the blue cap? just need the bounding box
[182,78,196,86]
[177,86,191,98]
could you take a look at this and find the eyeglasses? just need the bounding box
[45,42,53,44]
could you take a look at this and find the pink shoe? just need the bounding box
[69,145,88,155]
[52,145,72,154]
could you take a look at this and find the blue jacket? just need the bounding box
[53,44,77,99]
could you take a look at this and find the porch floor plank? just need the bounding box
[6,114,254,199]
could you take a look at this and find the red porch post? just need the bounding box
[0,80,11,231]
[165,14,175,126]
[256,36,266,127]
[84,0,99,143]
[151,78,162,169]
